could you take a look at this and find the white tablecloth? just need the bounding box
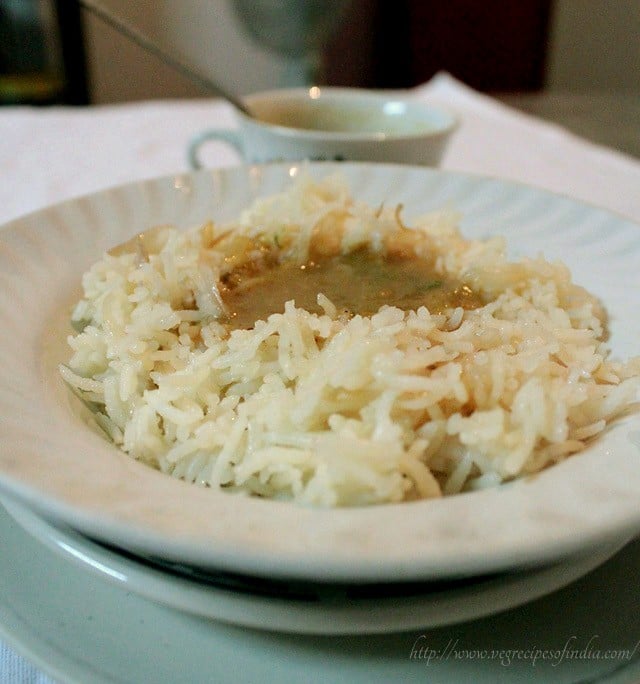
[1,73,639,683]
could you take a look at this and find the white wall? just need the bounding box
[84,0,301,104]
[84,0,640,103]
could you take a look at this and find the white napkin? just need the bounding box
[0,72,639,226]
[0,642,55,684]
[414,73,640,222]
[0,99,236,225]
[1,72,639,682]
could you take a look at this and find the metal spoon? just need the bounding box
[77,0,253,117]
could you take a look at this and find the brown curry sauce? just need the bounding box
[220,249,482,329]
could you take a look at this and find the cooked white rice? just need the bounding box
[61,174,640,506]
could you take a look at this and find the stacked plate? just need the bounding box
[1,164,639,678]
[0,493,629,636]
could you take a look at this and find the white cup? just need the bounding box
[188,86,457,168]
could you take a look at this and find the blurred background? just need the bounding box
[1,0,638,156]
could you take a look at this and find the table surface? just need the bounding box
[499,91,640,159]
[1,73,639,683]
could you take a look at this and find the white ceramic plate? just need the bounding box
[1,502,639,684]
[1,495,625,635]
[0,162,639,583]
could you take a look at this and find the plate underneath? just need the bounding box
[1,496,626,636]
[1,502,640,684]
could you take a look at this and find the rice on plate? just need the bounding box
[61,174,640,507]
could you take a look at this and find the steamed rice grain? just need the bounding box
[61,174,640,506]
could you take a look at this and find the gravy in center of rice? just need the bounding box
[220,250,483,329]
[62,175,640,507]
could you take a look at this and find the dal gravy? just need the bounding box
[221,250,483,328]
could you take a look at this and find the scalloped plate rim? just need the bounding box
[0,161,639,583]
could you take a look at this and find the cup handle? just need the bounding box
[187,129,244,170]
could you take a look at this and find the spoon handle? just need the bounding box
[77,0,251,115]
